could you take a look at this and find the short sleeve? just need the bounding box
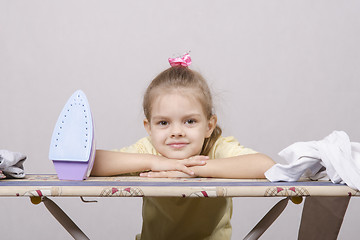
[209,136,257,159]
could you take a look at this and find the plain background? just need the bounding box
[1,1,360,239]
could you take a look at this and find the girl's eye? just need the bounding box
[158,121,168,126]
[185,119,196,125]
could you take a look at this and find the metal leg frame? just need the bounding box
[243,196,350,240]
[243,198,290,240]
[298,196,350,240]
[30,195,350,240]
[41,196,90,240]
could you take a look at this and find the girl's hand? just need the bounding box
[140,170,195,178]
[151,155,208,176]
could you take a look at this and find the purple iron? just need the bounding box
[49,90,95,180]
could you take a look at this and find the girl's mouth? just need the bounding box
[167,143,188,149]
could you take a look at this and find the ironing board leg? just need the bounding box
[41,196,90,240]
[298,196,350,240]
[243,198,289,240]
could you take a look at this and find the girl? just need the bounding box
[91,53,275,240]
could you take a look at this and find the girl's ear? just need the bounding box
[143,119,151,136]
[206,115,217,138]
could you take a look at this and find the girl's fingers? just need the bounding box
[177,164,195,176]
[189,155,209,160]
[172,156,209,175]
[140,171,168,178]
[140,172,149,177]
[151,156,207,175]
[141,171,193,178]
[183,156,208,166]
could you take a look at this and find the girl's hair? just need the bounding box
[143,66,222,156]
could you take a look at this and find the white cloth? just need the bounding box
[265,131,360,190]
[0,150,26,178]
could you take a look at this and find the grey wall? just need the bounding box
[1,1,359,239]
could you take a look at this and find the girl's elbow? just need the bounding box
[90,150,110,176]
[262,154,276,168]
[257,153,276,177]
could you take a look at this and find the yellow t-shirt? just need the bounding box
[119,136,257,240]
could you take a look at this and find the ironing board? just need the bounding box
[1,174,358,198]
[0,174,358,239]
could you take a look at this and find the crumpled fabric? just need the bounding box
[265,131,360,190]
[0,150,26,178]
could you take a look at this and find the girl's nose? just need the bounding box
[170,124,185,137]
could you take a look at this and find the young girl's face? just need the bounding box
[144,89,216,159]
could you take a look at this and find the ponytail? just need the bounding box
[201,124,222,156]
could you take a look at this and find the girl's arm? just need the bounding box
[140,153,275,179]
[91,150,207,177]
[191,153,275,178]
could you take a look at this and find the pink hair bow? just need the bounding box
[168,53,192,67]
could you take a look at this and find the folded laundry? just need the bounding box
[0,150,26,178]
[265,131,360,191]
